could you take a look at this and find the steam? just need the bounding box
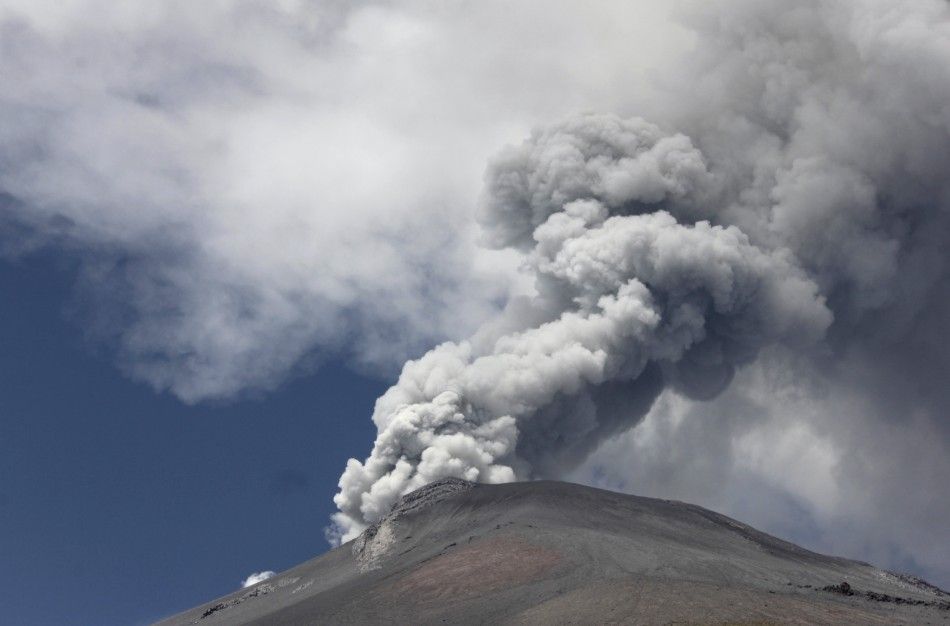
[241,571,275,588]
[333,0,950,550]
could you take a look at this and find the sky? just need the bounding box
[2,1,950,624]
[0,254,385,624]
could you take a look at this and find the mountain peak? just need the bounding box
[158,480,949,625]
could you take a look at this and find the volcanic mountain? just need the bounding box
[158,480,949,625]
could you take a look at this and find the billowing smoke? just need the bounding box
[331,115,832,539]
[2,0,948,586]
[332,0,950,549]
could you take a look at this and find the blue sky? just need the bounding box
[0,253,384,625]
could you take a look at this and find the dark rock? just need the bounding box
[821,581,854,595]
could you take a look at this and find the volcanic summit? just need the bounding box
[158,480,949,625]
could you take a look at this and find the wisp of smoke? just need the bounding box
[241,571,276,588]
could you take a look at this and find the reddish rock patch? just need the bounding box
[380,536,562,605]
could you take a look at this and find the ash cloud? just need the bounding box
[331,0,950,584]
[332,114,831,539]
[1,0,948,587]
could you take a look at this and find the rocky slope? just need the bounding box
[156,480,950,625]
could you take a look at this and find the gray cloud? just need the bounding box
[576,0,950,587]
[2,0,949,589]
[573,347,950,589]
[329,0,950,589]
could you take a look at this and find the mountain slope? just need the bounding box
[157,480,949,625]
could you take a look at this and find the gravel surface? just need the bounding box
[156,480,950,625]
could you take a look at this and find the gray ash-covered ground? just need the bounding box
[157,480,950,625]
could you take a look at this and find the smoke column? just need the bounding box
[331,115,831,539]
[332,0,950,541]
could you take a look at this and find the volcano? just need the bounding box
[157,480,949,625]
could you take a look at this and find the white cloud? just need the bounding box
[241,570,276,588]
[0,0,688,401]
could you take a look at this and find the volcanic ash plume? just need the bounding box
[331,115,832,541]
[331,0,950,548]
